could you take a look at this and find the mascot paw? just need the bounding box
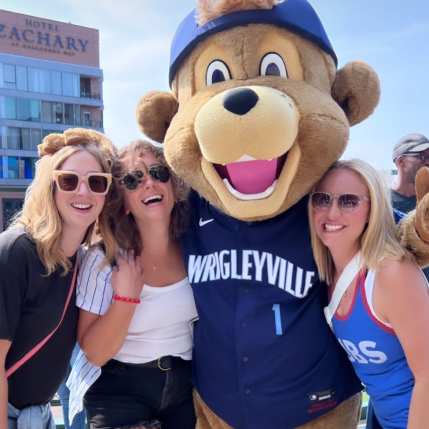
[415,167,429,243]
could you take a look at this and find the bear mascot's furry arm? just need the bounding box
[136,0,429,428]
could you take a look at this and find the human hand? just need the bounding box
[111,250,145,299]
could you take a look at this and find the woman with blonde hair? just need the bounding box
[0,128,116,429]
[308,158,429,428]
[68,140,197,429]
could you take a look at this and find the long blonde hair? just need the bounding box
[10,143,117,275]
[309,158,413,284]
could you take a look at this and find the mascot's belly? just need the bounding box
[182,191,362,429]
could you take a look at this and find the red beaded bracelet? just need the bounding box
[113,294,140,304]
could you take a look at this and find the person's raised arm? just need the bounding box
[78,251,145,367]
[376,259,429,429]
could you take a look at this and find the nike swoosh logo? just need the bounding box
[199,218,214,227]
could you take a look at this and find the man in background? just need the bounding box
[391,133,429,212]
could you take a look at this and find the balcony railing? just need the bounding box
[80,91,101,100]
[81,120,102,129]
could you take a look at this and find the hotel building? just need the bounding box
[0,9,103,230]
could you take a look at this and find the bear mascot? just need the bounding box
[135,0,429,427]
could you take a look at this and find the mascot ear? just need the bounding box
[332,60,380,127]
[136,91,179,143]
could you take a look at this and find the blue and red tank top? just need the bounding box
[332,269,414,429]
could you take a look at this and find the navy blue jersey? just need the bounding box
[182,191,362,429]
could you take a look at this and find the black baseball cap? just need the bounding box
[392,133,429,162]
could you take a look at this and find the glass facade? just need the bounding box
[2,63,82,97]
[0,64,87,99]
[0,96,99,128]
[1,126,52,150]
[7,156,37,179]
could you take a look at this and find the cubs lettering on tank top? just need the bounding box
[332,270,414,429]
[181,190,361,429]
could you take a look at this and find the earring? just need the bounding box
[174,200,177,204]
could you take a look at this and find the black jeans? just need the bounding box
[83,357,196,429]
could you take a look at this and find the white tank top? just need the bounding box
[76,244,198,363]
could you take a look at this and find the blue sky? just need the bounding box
[1,0,428,170]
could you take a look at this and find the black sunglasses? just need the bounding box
[310,192,369,212]
[120,165,171,191]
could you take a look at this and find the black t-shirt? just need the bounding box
[390,189,417,214]
[0,228,79,409]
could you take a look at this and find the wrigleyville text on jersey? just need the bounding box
[188,250,316,298]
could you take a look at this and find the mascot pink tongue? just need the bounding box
[226,160,276,194]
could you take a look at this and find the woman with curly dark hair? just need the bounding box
[68,140,198,429]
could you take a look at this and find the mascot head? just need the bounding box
[137,0,380,221]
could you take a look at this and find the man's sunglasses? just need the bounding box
[119,165,171,191]
[52,170,112,195]
[310,192,369,212]
[401,153,429,163]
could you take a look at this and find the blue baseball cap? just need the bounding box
[169,0,337,87]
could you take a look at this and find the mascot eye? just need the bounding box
[206,60,231,86]
[260,53,288,78]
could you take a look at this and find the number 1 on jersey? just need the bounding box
[272,304,283,335]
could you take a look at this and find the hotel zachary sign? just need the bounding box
[0,10,99,68]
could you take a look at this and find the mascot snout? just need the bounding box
[195,85,300,166]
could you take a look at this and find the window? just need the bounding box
[39,69,51,94]
[28,68,40,92]
[21,157,37,179]
[51,71,62,95]
[21,128,31,150]
[4,64,16,89]
[5,97,17,120]
[6,127,41,150]
[2,199,24,231]
[31,129,41,150]
[29,99,40,122]
[7,157,20,178]
[53,102,63,124]
[41,101,53,123]
[17,99,40,122]
[64,104,74,125]
[16,66,28,91]
[17,98,30,121]
[7,156,37,179]
[83,111,91,127]
[7,128,20,149]
[74,104,81,126]
[63,73,79,97]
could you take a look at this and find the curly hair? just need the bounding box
[106,140,190,255]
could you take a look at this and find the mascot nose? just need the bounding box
[222,88,259,116]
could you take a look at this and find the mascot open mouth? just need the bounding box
[214,153,287,200]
